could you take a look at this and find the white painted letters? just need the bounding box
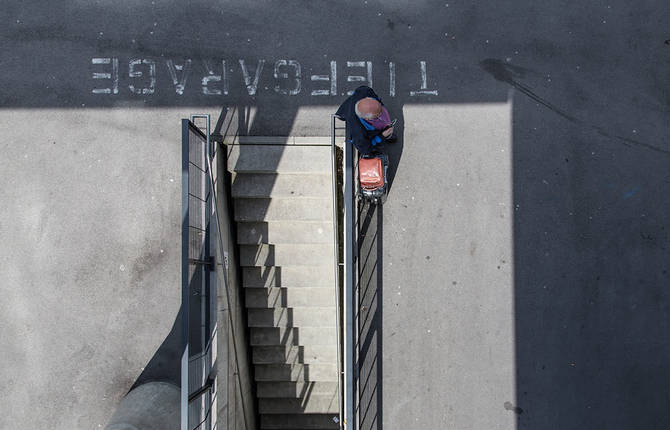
[91,58,119,94]
[273,60,301,95]
[202,60,228,96]
[239,59,265,96]
[311,61,337,96]
[91,56,439,98]
[166,59,192,95]
[128,59,156,95]
[410,60,438,96]
[346,61,373,95]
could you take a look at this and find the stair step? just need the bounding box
[248,308,336,328]
[224,136,333,145]
[228,145,331,174]
[238,221,334,244]
[240,244,334,267]
[255,364,339,382]
[243,267,335,288]
[246,287,336,308]
[250,327,338,346]
[251,327,297,345]
[232,173,332,198]
[243,266,280,288]
[257,381,340,398]
[256,381,339,398]
[234,198,333,222]
[259,395,339,414]
[253,345,338,364]
[260,413,339,429]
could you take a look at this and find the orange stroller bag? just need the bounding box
[359,157,385,190]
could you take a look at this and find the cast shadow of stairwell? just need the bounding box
[129,305,182,392]
[128,246,213,394]
[357,201,383,430]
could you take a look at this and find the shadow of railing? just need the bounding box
[356,201,383,430]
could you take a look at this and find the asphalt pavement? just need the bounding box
[2,1,670,428]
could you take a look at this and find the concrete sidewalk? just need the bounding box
[357,102,515,430]
[0,109,195,428]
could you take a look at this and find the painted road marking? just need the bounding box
[91,58,439,98]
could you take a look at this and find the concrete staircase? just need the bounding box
[227,141,340,430]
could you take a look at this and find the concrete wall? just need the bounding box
[212,138,258,430]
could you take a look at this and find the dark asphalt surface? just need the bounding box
[2,1,670,429]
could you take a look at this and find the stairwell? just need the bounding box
[227,139,340,430]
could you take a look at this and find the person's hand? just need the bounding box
[382,126,394,138]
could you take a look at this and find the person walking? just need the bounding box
[335,86,396,155]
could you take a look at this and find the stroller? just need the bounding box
[358,152,388,204]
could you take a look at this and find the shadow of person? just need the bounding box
[379,98,404,196]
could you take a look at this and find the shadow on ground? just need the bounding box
[4,1,670,428]
[357,201,383,430]
[130,307,182,391]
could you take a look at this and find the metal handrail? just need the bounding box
[334,114,356,430]
[351,145,360,430]
[330,115,344,429]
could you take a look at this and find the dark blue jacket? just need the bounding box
[335,86,386,155]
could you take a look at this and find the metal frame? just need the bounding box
[333,114,357,430]
[182,115,217,430]
[181,119,190,430]
[331,115,343,429]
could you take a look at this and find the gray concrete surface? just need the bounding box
[2,0,670,429]
[0,109,194,428]
[359,103,515,429]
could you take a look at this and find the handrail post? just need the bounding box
[331,115,344,429]
[341,116,356,430]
